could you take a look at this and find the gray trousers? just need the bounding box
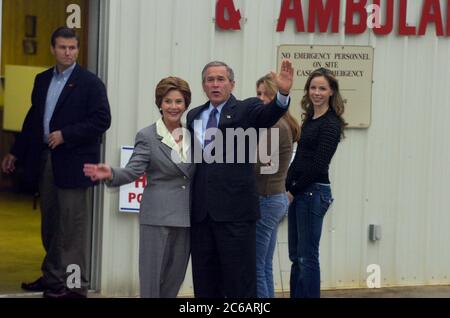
[39,150,92,296]
[139,225,190,298]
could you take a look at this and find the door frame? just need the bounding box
[88,0,109,292]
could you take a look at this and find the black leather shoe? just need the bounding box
[21,277,47,292]
[43,287,86,299]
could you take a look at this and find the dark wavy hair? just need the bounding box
[300,68,347,138]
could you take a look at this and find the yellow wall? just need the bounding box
[1,0,88,75]
[4,65,48,132]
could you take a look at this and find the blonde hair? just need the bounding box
[256,74,301,142]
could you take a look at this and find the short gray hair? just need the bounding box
[201,61,235,83]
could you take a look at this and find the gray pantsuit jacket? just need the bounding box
[108,123,195,227]
[107,122,195,297]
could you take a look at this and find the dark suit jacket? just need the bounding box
[11,64,111,191]
[187,94,288,223]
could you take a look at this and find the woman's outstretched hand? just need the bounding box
[83,163,113,181]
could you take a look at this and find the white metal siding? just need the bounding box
[100,0,450,296]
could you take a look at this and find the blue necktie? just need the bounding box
[204,108,218,148]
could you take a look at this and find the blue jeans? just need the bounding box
[288,183,333,298]
[256,193,289,298]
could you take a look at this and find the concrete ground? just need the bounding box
[280,285,450,298]
[321,285,450,298]
[2,285,449,298]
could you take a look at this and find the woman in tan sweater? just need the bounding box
[254,74,300,298]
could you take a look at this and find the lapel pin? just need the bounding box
[226,115,232,119]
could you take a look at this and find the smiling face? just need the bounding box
[202,66,235,106]
[51,37,79,72]
[308,75,334,109]
[160,90,186,127]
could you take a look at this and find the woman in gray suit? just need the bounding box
[83,77,194,298]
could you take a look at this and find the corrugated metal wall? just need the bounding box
[99,0,450,296]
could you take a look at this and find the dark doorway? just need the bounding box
[0,0,100,295]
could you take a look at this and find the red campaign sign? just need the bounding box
[128,175,147,203]
[134,175,147,188]
[120,146,146,213]
[217,0,450,37]
[128,192,143,203]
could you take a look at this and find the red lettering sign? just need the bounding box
[399,0,416,35]
[372,0,394,35]
[216,0,241,30]
[216,0,450,36]
[345,0,368,34]
[128,192,143,203]
[308,0,340,33]
[418,0,444,36]
[277,0,305,32]
[134,175,147,188]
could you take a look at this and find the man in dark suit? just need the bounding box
[187,60,293,298]
[1,27,111,298]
